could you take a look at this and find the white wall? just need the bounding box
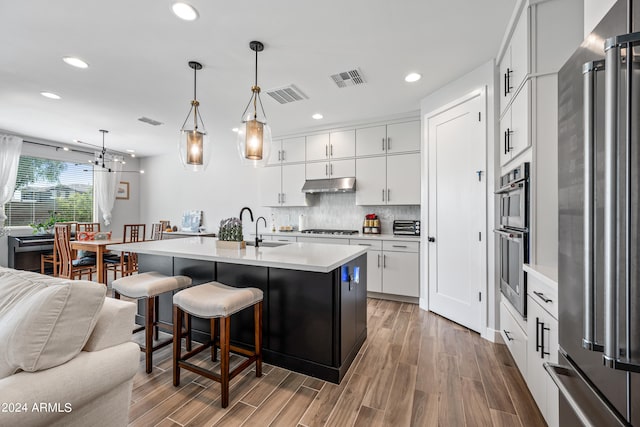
[97,160,141,237]
[419,59,497,340]
[139,131,269,238]
[584,0,617,36]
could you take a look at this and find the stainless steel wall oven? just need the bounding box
[495,162,530,317]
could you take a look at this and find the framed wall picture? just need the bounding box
[116,181,130,200]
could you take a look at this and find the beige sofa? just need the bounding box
[0,267,139,427]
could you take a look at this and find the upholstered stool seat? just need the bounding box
[173,281,263,408]
[113,272,192,373]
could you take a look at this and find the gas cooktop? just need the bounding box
[300,229,359,235]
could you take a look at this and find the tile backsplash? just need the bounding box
[270,193,420,233]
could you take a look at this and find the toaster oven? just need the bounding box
[393,220,420,236]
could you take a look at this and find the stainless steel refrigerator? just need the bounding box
[550,0,640,425]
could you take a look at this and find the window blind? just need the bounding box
[5,155,94,227]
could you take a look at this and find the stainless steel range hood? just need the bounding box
[301,177,356,193]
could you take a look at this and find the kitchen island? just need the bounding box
[108,237,367,383]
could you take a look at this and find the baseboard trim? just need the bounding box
[482,328,502,343]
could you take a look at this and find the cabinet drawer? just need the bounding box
[272,235,297,243]
[350,239,382,250]
[527,271,558,320]
[297,236,349,245]
[500,300,527,377]
[382,240,419,252]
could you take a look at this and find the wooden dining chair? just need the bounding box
[54,223,96,280]
[105,224,146,281]
[150,223,164,241]
[77,222,101,232]
[41,222,77,276]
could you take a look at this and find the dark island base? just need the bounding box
[135,253,367,384]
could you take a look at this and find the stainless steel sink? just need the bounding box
[245,240,289,248]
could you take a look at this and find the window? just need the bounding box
[5,155,94,226]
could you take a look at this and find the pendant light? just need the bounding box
[179,61,209,171]
[237,41,272,167]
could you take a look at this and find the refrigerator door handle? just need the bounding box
[544,361,628,427]
[582,60,605,353]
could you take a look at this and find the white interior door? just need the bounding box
[427,91,486,333]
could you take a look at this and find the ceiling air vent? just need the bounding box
[330,68,365,88]
[138,116,163,126]
[265,84,308,104]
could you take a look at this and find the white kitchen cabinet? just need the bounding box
[267,139,283,165]
[259,164,308,207]
[259,166,282,207]
[271,235,297,243]
[381,243,419,297]
[499,6,529,115]
[351,239,383,293]
[297,236,349,245]
[386,153,420,205]
[356,153,420,205]
[329,130,355,159]
[356,121,420,157]
[500,81,530,167]
[500,299,528,376]
[355,156,386,205]
[306,159,355,180]
[525,269,559,427]
[269,137,306,165]
[306,133,330,161]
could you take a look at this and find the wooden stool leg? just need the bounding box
[154,296,160,341]
[185,312,192,352]
[173,305,183,387]
[145,296,154,373]
[210,318,217,362]
[220,316,230,408]
[255,301,263,377]
[114,291,121,300]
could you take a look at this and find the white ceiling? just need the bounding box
[0,0,514,157]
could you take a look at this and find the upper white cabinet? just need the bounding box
[500,81,530,166]
[306,131,355,161]
[259,164,308,207]
[499,7,529,115]
[306,159,355,180]
[268,137,306,165]
[356,121,420,157]
[356,153,420,205]
[306,133,330,161]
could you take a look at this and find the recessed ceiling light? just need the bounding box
[130,154,136,158]
[121,160,126,165]
[140,170,145,174]
[172,2,198,20]
[40,91,61,100]
[312,113,324,120]
[63,56,89,69]
[63,147,69,151]
[232,128,239,132]
[126,149,135,153]
[404,73,422,83]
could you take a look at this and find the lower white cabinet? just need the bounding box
[296,236,349,245]
[500,299,528,376]
[351,239,419,298]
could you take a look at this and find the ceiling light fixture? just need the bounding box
[126,149,135,153]
[63,147,70,151]
[178,61,209,171]
[40,92,61,100]
[172,2,198,21]
[237,41,272,167]
[312,113,324,120]
[63,56,89,69]
[232,128,239,133]
[404,72,422,83]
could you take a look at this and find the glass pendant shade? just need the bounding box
[178,61,210,171]
[237,41,272,167]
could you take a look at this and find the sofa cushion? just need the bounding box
[0,267,106,379]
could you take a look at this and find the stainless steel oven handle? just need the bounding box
[493,229,524,240]
[603,38,620,368]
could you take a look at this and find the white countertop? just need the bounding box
[523,264,558,288]
[108,237,367,273]
[252,231,421,242]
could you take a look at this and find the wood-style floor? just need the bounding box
[126,298,546,427]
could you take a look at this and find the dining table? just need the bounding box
[70,238,123,284]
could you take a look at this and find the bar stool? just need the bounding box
[172,282,263,408]
[113,272,192,373]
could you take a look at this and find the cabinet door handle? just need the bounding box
[383,254,387,268]
[278,150,281,161]
[387,189,390,202]
[377,253,381,267]
[278,193,281,204]
[330,144,333,157]
[325,164,328,176]
[506,128,513,152]
[325,144,328,157]
[387,137,391,151]
[330,163,333,176]
[281,150,285,161]
[358,243,371,246]
[533,291,553,303]
[504,131,508,155]
[428,236,436,242]
[503,330,514,341]
[504,71,508,97]
[382,138,386,151]
[392,245,407,248]
[506,68,513,94]
[382,189,385,202]
[535,317,542,353]
[281,193,285,204]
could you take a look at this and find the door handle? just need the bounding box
[387,189,390,202]
[504,71,508,97]
[330,144,333,157]
[428,237,435,242]
[387,137,390,150]
[503,330,514,342]
[533,291,553,304]
[506,67,513,94]
[382,189,385,202]
[281,150,285,161]
[506,128,512,152]
[281,193,285,204]
[504,131,508,155]
[377,253,381,268]
[278,150,281,161]
[382,138,385,151]
[582,60,605,353]
[330,163,333,176]
[325,144,328,157]
[383,254,387,268]
[325,164,328,176]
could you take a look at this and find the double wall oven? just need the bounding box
[495,162,530,317]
